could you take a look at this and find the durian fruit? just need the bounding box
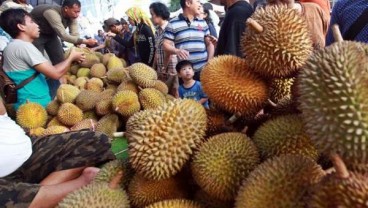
[83,110,99,120]
[96,98,113,116]
[129,63,157,88]
[191,132,260,201]
[86,78,104,92]
[252,114,318,161]
[269,78,295,103]
[46,100,60,116]
[139,88,166,110]
[153,80,169,94]
[96,114,119,138]
[74,77,89,90]
[70,119,97,131]
[57,103,83,126]
[102,53,114,66]
[308,154,368,208]
[47,117,64,127]
[205,108,231,137]
[16,102,48,129]
[29,127,46,137]
[117,80,139,94]
[76,67,90,78]
[126,99,207,180]
[107,55,124,70]
[145,199,202,208]
[112,90,141,117]
[201,55,268,117]
[69,64,80,75]
[95,51,103,61]
[194,190,234,208]
[94,159,135,189]
[235,154,325,208]
[75,90,100,111]
[99,89,116,100]
[120,58,127,67]
[57,171,130,208]
[90,63,107,78]
[241,5,313,78]
[107,67,130,84]
[128,174,188,207]
[43,125,69,136]
[298,41,368,171]
[56,84,81,103]
[65,75,77,85]
[79,53,100,68]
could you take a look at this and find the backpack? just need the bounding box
[0,52,39,103]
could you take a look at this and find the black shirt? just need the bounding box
[215,1,253,57]
[113,23,155,66]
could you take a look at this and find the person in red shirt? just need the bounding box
[298,0,330,16]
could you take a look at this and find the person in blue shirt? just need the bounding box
[326,0,368,45]
[176,60,209,108]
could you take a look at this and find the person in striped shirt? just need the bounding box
[163,0,215,81]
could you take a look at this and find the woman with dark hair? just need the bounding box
[201,6,217,38]
[149,2,178,83]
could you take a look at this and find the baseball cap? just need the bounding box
[104,18,120,28]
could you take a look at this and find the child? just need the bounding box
[176,60,209,108]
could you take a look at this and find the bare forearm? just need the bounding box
[53,57,74,79]
[206,42,214,60]
[199,98,208,104]
[0,98,6,115]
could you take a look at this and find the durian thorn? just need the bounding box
[325,167,335,174]
[267,99,277,107]
[90,119,95,131]
[332,24,344,43]
[246,18,263,33]
[330,153,349,179]
[227,112,242,124]
[113,132,125,137]
[241,126,248,134]
[108,171,123,189]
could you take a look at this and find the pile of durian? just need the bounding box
[15,48,175,138]
[14,5,368,208]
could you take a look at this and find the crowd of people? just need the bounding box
[0,0,367,207]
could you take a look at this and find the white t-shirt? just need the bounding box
[0,113,32,177]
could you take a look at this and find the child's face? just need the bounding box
[179,65,194,80]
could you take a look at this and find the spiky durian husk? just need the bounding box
[241,5,313,78]
[145,199,202,208]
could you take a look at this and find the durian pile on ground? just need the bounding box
[15,48,173,139]
[14,6,368,207]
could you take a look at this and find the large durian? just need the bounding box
[241,5,313,78]
[252,114,318,161]
[129,63,158,88]
[235,154,325,208]
[57,171,130,208]
[75,90,100,111]
[201,55,268,117]
[298,41,368,171]
[112,90,141,117]
[96,114,120,138]
[16,102,48,129]
[145,199,202,208]
[56,84,81,103]
[126,99,207,180]
[57,103,83,126]
[128,174,188,207]
[139,88,166,110]
[191,132,260,201]
[308,154,368,208]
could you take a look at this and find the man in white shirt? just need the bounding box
[0,98,115,207]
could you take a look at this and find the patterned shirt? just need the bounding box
[155,22,177,81]
[326,0,368,45]
[179,81,209,108]
[164,14,210,72]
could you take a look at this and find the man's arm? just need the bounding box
[163,39,189,60]
[205,36,214,60]
[0,97,6,115]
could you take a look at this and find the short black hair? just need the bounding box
[62,0,81,8]
[0,9,28,38]
[180,0,193,9]
[149,2,170,20]
[176,60,193,73]
[203,3,213,10]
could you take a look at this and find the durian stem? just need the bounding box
[113,132,125,137]
[138,86,144,91]
[227,112,242,124]
[241,126,248,134]
[90,119,95,131]
[108,171,123,189]
[267,99,277,107]
[330,153,349,179]
[246,18,264,33]
[332,24,344,43]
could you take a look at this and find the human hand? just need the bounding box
[106,31,116,38]
[85,38,98,46]
[69,47,86,63]
[175,49,190,60]
[206,35,217,46]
